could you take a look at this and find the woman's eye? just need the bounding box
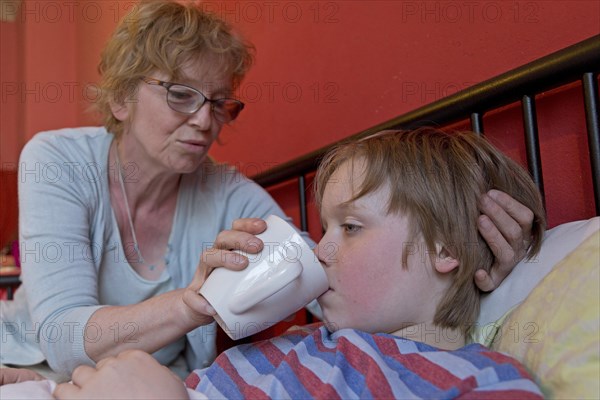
[342,224,361,233]
[169,89,195,101]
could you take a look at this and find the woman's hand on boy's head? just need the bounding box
[53,350,189,400]
[476,190,534,292]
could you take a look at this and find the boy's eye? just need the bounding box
[342,224,361,233]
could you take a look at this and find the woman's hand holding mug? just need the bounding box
[181,219,267,327]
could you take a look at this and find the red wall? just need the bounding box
[209,1,599,164]
[1,0,599,248]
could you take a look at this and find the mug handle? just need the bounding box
[228,259,303,315]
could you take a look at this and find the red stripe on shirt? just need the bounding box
[480,348,535,379]
[252,339,287,368]
[217,353,270,400]
[285,349,342,400]
[336,337,397,398]
[372,335,403,356]
[400,352,463,390]
[184,372,200,389]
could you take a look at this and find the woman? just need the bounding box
[3,0,534,380]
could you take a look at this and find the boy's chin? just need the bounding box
[316,294,346,332]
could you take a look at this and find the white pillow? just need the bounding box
[473,217,600,343]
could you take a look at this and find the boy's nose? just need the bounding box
[315,239,339,266]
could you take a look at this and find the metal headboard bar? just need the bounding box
[470,112,484,135]
[1,275,20,300]
[582,72,600,215]
[521,95,545,205]
[298,175,308,232]
[253,35,600,207]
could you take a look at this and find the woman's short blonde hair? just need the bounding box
[314,128,546,333]
[96,0,254,137]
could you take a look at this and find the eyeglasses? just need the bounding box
[141,77,244,123]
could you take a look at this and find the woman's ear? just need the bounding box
[434,243,460,274]
[109,99,130,122]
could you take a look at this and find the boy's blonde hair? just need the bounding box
[96,0,254,138]
[314,128,546,332]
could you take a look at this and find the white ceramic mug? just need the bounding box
[199,215,328,340]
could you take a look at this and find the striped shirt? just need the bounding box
[185,325,542,399]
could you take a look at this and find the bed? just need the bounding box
[248,34,600,399]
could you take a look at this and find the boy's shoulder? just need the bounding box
[189,327,542,398]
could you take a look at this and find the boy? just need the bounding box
[5,128,545,399]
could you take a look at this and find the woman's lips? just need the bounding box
[177,140,207,153]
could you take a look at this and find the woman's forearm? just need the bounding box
[84,288,208,362]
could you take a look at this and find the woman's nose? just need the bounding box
[187,102,215,131]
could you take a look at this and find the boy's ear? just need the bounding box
[434,243,460,274]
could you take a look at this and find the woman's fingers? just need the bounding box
[0,368,45,385]
[53,382,80,399]
[213,218,266,251]
[200,249,249,271]
[193,218,267,287]
[478,213,514,264]
[474,264,497,293]
[70,365,99,387]
[214,229,264,253]
[184,286,216,313]
[476,190,535,291]
[189,248,248,292]
[55,365,95,398]
[186,219,268,320]
[488,190,533,241]
[480,190,533,249]
[231,218,267,235]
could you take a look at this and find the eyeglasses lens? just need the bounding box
[167,85,242,123]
